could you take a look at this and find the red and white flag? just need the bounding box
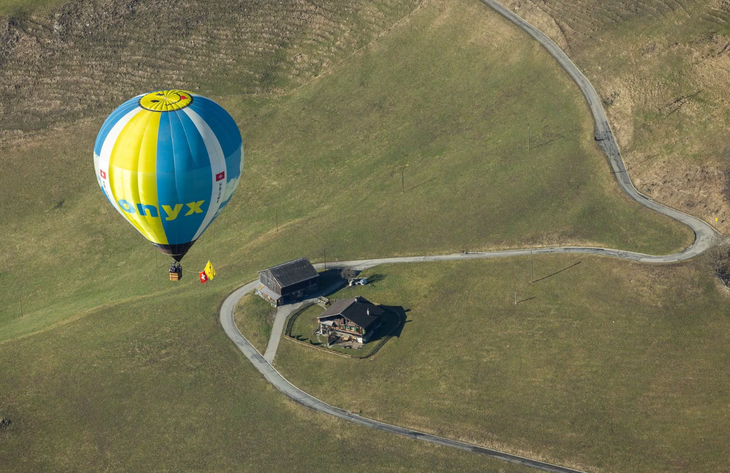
[199,271,208,283]
[100,169,107,179]
[215,171,225,182]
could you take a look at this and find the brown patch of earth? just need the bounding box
[501,0,569,50]
[0,0,420,138]
[631,157,729,233]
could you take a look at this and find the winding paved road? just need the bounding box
[481,0,719,258]
[219,1,723,472]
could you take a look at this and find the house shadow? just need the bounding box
[315,270,386,294]
[316,269,348,296]
[375,305,407,341]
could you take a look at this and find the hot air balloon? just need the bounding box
[93,90,243,276]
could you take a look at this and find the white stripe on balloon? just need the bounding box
[183,107,227,241]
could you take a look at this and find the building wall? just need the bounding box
[280,277,318,297]
[258,270,281,294]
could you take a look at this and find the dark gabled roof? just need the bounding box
[262,257,318,288]
[318,296,384,331]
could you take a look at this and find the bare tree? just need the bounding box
[710,240,730,286]
[340,267,357,283]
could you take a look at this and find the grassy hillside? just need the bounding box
[0,0,703,470]
[0,0,692,342]
[501,0,730,232]
[274,255,730,473]
[0,285,537,473]
[234,293,275,354]
[0,0,419,137]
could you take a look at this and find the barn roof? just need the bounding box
[262,257,318,288]
[318,296,384,331]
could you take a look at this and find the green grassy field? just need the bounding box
[234,293,275,354]
[0,0,707,470]
[0,284,537,473]
[273,255,730,473]
[288,304,324,342]
[0,0,692,341]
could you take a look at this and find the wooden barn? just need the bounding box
[317,296,384,346]
[257,258,319,306]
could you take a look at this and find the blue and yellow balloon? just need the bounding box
[94,90,243,262]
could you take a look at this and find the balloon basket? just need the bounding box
[169,268,182,281]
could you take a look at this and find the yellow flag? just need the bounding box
[204,261,216,280]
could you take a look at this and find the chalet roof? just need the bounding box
[262,258,318,289]
[318,296,384,331]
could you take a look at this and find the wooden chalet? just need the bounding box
[317,296,383,345]
[257,258,319,306]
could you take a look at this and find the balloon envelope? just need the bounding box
[94,90,243,261]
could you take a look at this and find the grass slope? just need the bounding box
[0,0,691,341]
[0,0,701,470]
[0,0,420,135]
[501,0,730,232]
[274,255,730,473]
[0,285,536,473]
[234,293,275,354]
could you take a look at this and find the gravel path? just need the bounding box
[263,301,309,363]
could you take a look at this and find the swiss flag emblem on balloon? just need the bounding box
[199,271,208,283]
[216,171,225,182]
[100,169,106,179]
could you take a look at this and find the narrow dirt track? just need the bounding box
[219,1,722,471]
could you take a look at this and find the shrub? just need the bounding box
[710,240,730,286]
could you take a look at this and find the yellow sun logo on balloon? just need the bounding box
[140,89,193,112]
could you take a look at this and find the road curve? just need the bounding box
[220,283,585,473]
[480,0,719,257]
[220,1,723,471]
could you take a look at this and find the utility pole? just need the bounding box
[514,292,517,305]
[659,81,662,106]
[323,247,327,271]
[528,125,530,153]
[658,81,664,112]
[395,164,409,192]
[530,249,533,283]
